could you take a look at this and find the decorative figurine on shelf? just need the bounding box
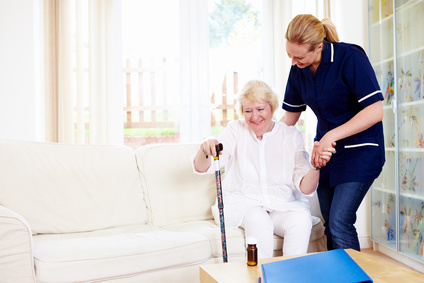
[401,205,413,248]
[399,68,413,102]
[418,233,424,257]
[384,71,394,105]
[414,74,423,100]
[414,51,424,100]
[417,134,424,148]
[385,219,394,241]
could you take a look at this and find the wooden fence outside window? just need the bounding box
[123,57,238,150]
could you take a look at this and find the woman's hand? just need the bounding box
[311,140,336,168]
[200,138,220,158]
[193,138,219,173]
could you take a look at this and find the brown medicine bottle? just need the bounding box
[246,237,258,266]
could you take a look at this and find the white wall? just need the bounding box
[330,0,369,51]
[0,0,43,141]
[330,0,372,249]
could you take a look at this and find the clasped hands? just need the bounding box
[312,136,337,169]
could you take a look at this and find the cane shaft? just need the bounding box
[215,168,228,263]
[214,144,227,263]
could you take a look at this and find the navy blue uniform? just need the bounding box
[283,41,385,188]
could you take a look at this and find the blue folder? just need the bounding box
[261,249,373,283]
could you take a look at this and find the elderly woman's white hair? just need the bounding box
[236,80,279,116]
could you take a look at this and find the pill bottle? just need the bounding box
[246,237,258,266]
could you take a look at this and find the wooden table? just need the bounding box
[199,249,424,283]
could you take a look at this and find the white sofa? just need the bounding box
[0,140,326,283]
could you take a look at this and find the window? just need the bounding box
[121,0,264,148]
[45,0,327,151]
[208,0,262,135]
[122,0,181,149]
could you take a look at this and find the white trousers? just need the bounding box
[240,206,312,258]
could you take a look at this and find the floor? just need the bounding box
[361,248,418,272]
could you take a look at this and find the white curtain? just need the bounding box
[262,0,330,150]
[44,0,123,145]
[179,0,210,143]
[43,0,330,145]
[262,0,294,121]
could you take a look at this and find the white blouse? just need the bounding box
[194,119,313,228]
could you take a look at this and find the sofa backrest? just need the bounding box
[0,140,147,234]
[135,143,216,226]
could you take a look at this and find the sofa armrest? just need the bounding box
[0,205,36,282]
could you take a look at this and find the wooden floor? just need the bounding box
[361,248,419,272]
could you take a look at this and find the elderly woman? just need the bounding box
[193,80,333,258]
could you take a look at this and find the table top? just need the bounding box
[199,249,424,283]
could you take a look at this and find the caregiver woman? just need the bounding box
[280,14,385,251]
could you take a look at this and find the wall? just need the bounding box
[330,0,372,249]
[0,0,43,141]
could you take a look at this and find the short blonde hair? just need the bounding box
[285,14,339,51]
[237,80,279,116]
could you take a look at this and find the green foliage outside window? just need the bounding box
[209,0,261,48]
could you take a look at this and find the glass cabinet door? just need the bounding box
[395,0,424,261]
[369,0,397,250]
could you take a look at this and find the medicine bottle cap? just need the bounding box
[246,237,257,245]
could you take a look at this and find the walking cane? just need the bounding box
[214,143,228,263]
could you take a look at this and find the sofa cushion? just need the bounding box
[165,218,326,260]
[135,143,217,226]
[0,141,147,234]
[163,220,246,262]
[32,225,211,283]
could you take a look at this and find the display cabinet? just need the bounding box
[369,0,424,266]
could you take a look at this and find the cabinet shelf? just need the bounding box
[374,186,396,194]
[399,147,424,153]
[370,0,424,267]
[398,45,424,60]
[371,57,394,68]
[398,99,424,108]
[399,192,424,201]
[370,13,393,28]
[383,105,393,111]
[395,0,424,12]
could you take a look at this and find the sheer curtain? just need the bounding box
[179,0,210,143]
[44,0,123,145]
[262,0,329,116]
[262,0,330,151]
[43,0,329,145]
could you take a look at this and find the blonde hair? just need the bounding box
[285,14,339,51]
[237,80,279,116]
